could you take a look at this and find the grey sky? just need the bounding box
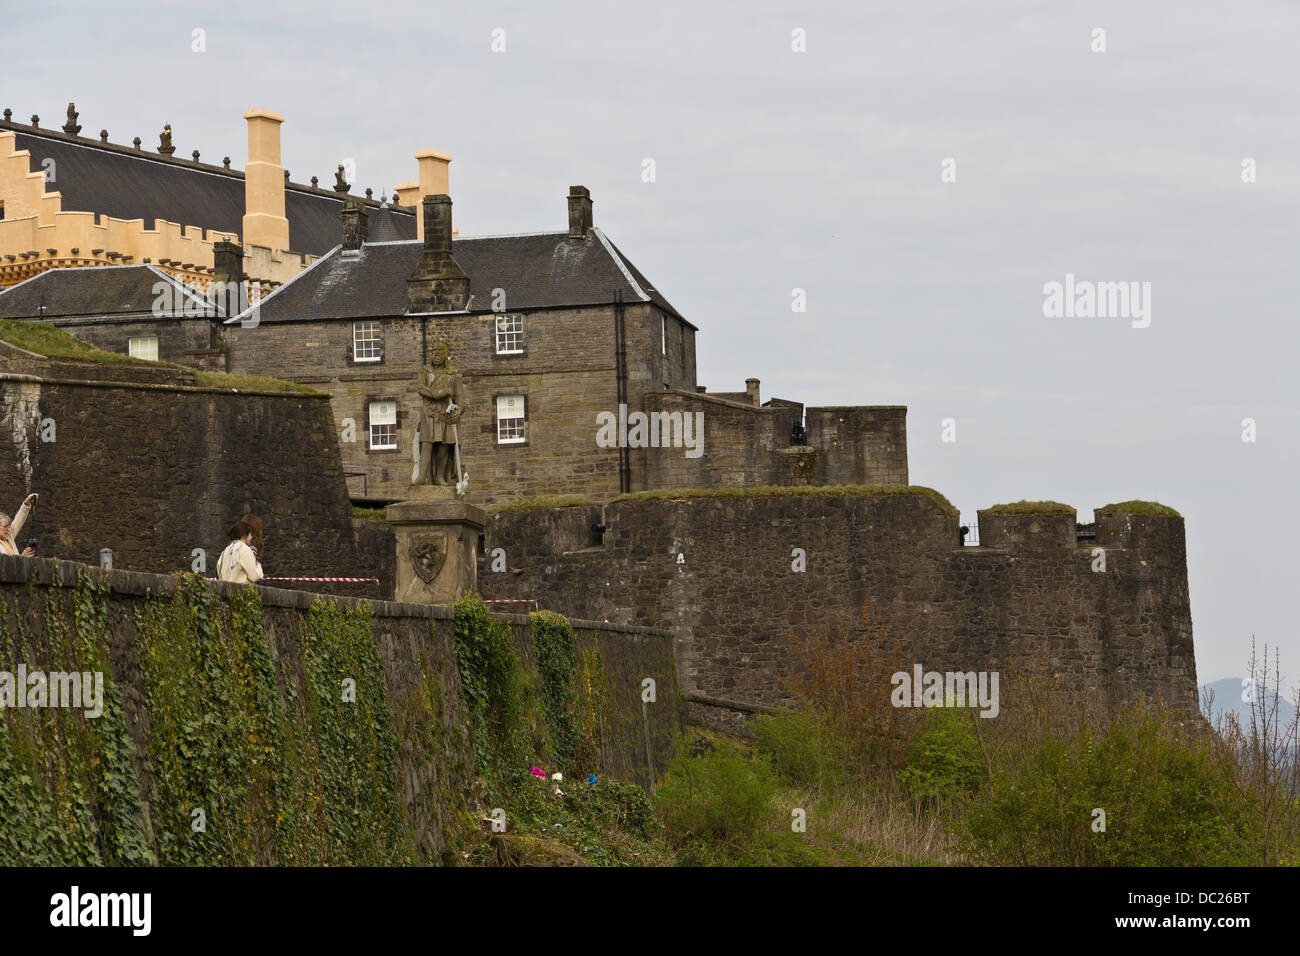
[7,0,1296,696]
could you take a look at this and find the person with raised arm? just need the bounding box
[0,492,39,557]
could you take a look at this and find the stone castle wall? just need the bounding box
[476,492,1199,726]
[0,358,384,599]
[0,554,680,861]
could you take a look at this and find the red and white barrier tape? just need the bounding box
[264,576,380,584]
[206,576,380,584]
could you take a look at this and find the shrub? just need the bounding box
[753,708,841,789]
[957,705,1251,865]
[655,746,777,848]
[898,707,984,806]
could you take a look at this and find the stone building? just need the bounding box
[0,256,237,371]
[0,101,909,506]
[219,188,908,504]
[0,103,418,295]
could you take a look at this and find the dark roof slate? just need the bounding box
[6,127,415,257]
[241,229,692,326]
[0,264,204,318]
[366,205,407,242]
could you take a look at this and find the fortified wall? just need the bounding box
[0,340,389,598]
[631,390,908,491]
[476,490,1198,728]
[0,555,680,863]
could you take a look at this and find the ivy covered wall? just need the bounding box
[0,555,678,865]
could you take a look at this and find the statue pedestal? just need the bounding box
[388,491,485,605]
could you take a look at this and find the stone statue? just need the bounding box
[159,123,175,156]
[411,342,467,494]
[334,164,350,193]
[63,103,81,136]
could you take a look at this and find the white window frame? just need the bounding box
[353,321,382,363]
[495,314,524,355]
[496,395,526,444]
[128,335,159,361]
[369,400,398,450]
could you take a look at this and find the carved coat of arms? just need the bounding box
[408,533,448,584]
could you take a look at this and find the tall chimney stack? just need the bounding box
[414,149,452,240]
[407,195,469,312]
[341,197,368,254]
[241,109,290,252]
[568,185,593,241]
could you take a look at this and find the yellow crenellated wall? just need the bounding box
[0,130,311,291]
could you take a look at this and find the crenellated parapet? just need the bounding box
[0,131,313,291]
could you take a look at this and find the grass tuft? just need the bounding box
[613,485,958,517]
[1096,500,1182,518]
[489,495,598,514]
[981,500,1074,515]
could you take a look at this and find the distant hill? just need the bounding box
[1200,678,1299,730]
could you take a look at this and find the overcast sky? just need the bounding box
[7,0,1296,698]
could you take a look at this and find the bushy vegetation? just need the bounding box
[6,574,1291,868]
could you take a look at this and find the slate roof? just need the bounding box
[3,123,415,257]
[236,229,692,326]
[0,264,207,318]
[366,205,408,242]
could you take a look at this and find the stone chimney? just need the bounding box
[211,240,245,284]
[568,186,593,240]
[241,109,290,252]
[407,195,469,312]
[414,150,452,240]
[341,197,368,253]
[745,378,760,406]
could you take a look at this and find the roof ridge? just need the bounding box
[1,121,415,213]
[592,227,649,302]
[225,244,341,324]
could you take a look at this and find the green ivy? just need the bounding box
[574,646,610,777]
[0,574,153,865]
[452,594,527,792]
[531,611,578,773]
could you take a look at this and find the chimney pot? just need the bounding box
[568,185,593,240]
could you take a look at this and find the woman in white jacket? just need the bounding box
[0,492,39,557]
[217,518,263,584]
